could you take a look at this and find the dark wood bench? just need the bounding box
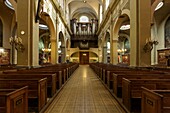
[4,70,63,89]
[0,73,56,97]
[105,69,164,85]
[0,78,47,112]
[142,87,170,113]
[112,73,170,97]
[0,86,28,113]
[122,78,170,112]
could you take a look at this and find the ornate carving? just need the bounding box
[143,40,158,53]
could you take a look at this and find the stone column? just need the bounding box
[110,17,118,65]
[111,39,118,64]
[73,19,77,34]
[61,46,66,63]
[98,47,102,62]
[78,23,81,35]
[17,0,39,67]
[92,19,96,35]
[51,38,58,64]
[103,46,107,63]
[130,0,151,66]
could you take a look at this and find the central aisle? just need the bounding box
[45,65,125,113]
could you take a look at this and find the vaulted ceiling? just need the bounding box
[66,0,102,19]
[154,0,170,24]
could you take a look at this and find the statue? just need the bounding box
[143,40,158,53]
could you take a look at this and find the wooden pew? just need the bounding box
[142,87,170,113]
[0,78,47,112]
[0,73,56,97]
[105,69,164,86]
[4,70,63,89]
[0,86,28,113]
[122,78,170,112]
[112,73,170,97]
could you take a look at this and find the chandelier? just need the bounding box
[9,36,25,52]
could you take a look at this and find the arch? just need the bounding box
[151,0,163,24]
[71,7,97,19]
[66,39,70,48]
[71,52,79,57]
[113,13,130,37]
[59,31,65,46]
[112,12,130,64]
[121,9,130,20]
[68,1,98,18]
[89,51,99,63]
[40,12,56,40]
[119,33,130,39]
[89,52,98,57]
[39,12,56,64]
[103,31,110,47]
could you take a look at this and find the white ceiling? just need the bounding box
[66,0,102,19]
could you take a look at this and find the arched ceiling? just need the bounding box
[66,0,102,19]
[154,0,170,24]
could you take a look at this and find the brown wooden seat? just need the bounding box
[0,73,56,97]
[0,86,28,113]
[142,87,170,113]
[4,70,63,89]
[122,78,170,112]
[0,78,47,112]
[112,73,170,97]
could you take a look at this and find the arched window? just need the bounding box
[79,16,89,22]
[0,19,3,47]
[106,0,110,10]
[165,17,170,48]
[99,5,103,23]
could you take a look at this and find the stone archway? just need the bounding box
[112,11,130,65]
[39,12,56,64]
[102,31,110,63]
[58,31,66,63]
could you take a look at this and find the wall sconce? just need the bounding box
[9,36,25,52]
[143,40,158,53]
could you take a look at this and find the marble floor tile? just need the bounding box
[44,65,125,113]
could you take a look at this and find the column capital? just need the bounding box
[112,39,118,42]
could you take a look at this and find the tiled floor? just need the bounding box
[44,65,125,113]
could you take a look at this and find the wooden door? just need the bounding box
[80,52,89,64]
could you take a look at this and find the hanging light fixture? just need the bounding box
[39,24,48,30]
[4,0,14,10]
[155,1,164,11]
[120,24,130,30]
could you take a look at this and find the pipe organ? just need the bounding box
[71,18,98,36]
[70,18,98,49]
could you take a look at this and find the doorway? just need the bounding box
[80,52,89,64]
